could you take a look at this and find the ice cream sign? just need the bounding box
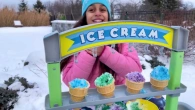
[60,21,174,58]
[79,28,158,43]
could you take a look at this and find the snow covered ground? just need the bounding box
[0,27,194,110]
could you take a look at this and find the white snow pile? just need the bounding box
[144,55,153,61]
[8,81,24,91]
[0,83,7,89]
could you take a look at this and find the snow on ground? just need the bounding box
[51,20,76,24]
[143,55,152,61]
[0,27,195,110]
[0,27,69,110]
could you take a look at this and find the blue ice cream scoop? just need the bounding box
[69,78,88,88]
[151,66,170,81]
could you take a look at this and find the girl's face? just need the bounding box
[86,4,109,25]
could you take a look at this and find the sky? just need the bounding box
[0,0,195,9]
[0,0,56,9]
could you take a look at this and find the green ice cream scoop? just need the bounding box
[95,72,114,86]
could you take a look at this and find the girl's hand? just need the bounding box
[86,46,105,56]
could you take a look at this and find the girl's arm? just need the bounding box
[62,51,96,86]
[99,43,142,77]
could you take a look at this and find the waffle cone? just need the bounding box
[125,79,144,94]
[150,78,168,91]
[96,80,115,98]
[70,95,85,102]
[69,81,90,102]
[73,108,81,110]
[155,96,162,98]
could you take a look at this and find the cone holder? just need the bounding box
[45,82,187,110]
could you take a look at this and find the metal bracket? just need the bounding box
[74,53,78,63]
[111,44,116,53]
[92,47,97,57]
[168,87,181,97]
[171,26,189,51]
[43,31,61,63]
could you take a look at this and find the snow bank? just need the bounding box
[144,55,152,61]
[51,20,76,24]
[0,83,7,89]
[8,81,24,91]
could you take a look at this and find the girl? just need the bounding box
[61,0,165,109]
[61,0,142,88]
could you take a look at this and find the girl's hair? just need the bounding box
[60,14,118,78]
[73,15,87,28]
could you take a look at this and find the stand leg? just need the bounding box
[165,51,184,110]
[166,96,179,110]
[48,63,62,107]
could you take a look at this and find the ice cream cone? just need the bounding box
[150,78,168,98]
[125,78,144,94]
[96,80,115,98]
[150,77,168,91]
[150,66,170,98]
[73,108,81,110]
[69,81,90,102]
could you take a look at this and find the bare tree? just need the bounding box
[182,2,194,10]
[0,2,2,8]
[45,0,81,20]
[45,1,64,17]
[113,0,142,20]
[139,0,158,11]
[109,0,119,19]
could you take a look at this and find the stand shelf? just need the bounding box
[45,82,187,110]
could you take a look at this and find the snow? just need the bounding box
[51,20,76,24]
[0,26,69,110]
[0,83,7,89]
[143,55,152,61]
[0,26,195,109]
[8,81,25,91]
[183,21,187,24]
[14,20,22,26]
[138,56,145,61]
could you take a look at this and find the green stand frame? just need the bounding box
[43,21,190,110]
[165,51,184,110]
[47,63,62,107]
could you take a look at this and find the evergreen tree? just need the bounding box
[141,0,181,11]
[18,0,28,12]
[140,0,159,11]
[167,0,182,11]
[33,0,45,13]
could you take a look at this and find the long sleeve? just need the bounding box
[99,43,142,77]
[62,51,96,86]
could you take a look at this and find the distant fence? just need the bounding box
[52,10,195,26]
[49,10,195,58]
[50,11,195,42]
[114,11,160,22]
[115,11,195,26]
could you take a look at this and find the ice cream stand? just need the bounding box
[43,21,194,110]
